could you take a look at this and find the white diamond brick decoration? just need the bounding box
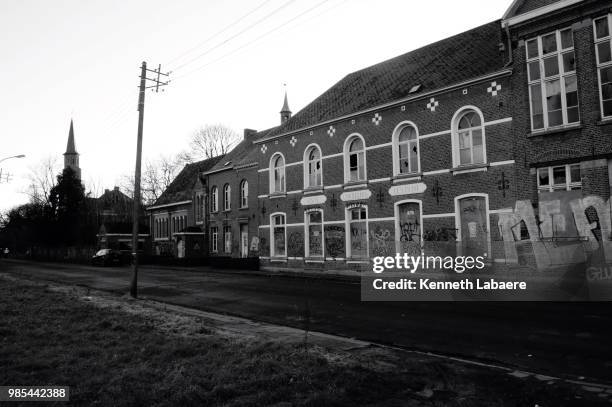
[327,125,336,137]
[401,105,406,112]
[487,81,502,96]
[426,98,439,112]
[289,136,297,147]
[351,119,355,125]
[309,130,313,136]
[261,144,267,154]
[372,113,382,126]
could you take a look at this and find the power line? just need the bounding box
[170,0,297,73]
[165,0,274,67]
[173,0,332,81]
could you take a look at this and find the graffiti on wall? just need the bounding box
[325,225,345,259]
[371,227,393,257]
[498,193,612,267]
[288,231,304,257]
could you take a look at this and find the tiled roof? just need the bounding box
[262,20,507,139]
[153,155,224,206]
[515,0,561,15]
[209,126,278,172]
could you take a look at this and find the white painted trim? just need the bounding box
[326,257,346,261]
[502,0,584,27]
[451,105,487,168]
[366,142,392,150]
[423,213,455,219]
[257,194,268,199]
[288,256,304,260]
[394,199,423,246]
[486,117,513,126]
[270,212,287,257]
[370,177,391,183]
[324,184,343,190]
[287,190,302,195]
[392,120,421,177]
[423,169,450,176]
[269,152,286,194]
[343,133,367,183]
[454,193,491,256]
[147,200,192,210]
[345,204,369,259]
[304,209,324,259]
[254,69,513,144]
[453,166,487,175]
[303,143,324,189]
[322,152,344,160]
[369,217,395,222]
[490,160,515,167]
[420,129,451,140]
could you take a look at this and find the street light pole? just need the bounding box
[0,155,25,165]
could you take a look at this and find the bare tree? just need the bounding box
[120,154,186,206]
[179,124,240,162]
[24,156,60,205]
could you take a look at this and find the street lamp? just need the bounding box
[0,155,26,164]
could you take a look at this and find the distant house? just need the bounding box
[147,156,223,258]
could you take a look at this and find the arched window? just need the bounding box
[270,153,285,193]
[304,145,322,188]
[454,108,485,166]
[223,184,231,211]
[393,123,419,175]
[210,186,218,212]
[344,135,366,182]
[239,180,248,208]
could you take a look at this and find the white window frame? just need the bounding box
[451,106,487,167]
[394,199,423,247]
[454,193,491,256]
[270,212,287,258]
[526,27,579,131]
[594,14,612,120]
[223,184,231,211]
[239,179,248,208]
[223,225,232,253]
[392,121,420,176]
[269,153,286,194]
[303,144,323,189]
[210,186,218,212]
[210,226,218,253]
[345,204,369,259]
[304,209,324,258]
[343,133,367,183]
[536,164,582,192]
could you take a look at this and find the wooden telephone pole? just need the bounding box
[130,61,169,298]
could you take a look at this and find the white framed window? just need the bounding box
[270,213,286,257]
[346,205,368,259]
[270,153,286,193]
[452,107,486,167]
[239,179,248,208]
[210,226,218,253]
[223,225,232,253]
[210,186,218,212]
[526,27,579,131]
[223,184,231,211]
[392,122,420,176]
[304,144,323,188]
[594,14,612,119]
[344,134,366,183]
[537,164,581,192]
[394,200,423,253]
[304,209,324,258]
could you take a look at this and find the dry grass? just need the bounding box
[0,276,606,406]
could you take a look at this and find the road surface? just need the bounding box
[2,259,611,383]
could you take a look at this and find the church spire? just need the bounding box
[280,86,292,124]
[63,119,81,179]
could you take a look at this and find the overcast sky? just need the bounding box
[0,0,512,212]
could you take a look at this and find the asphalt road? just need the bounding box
[2,259,611,384]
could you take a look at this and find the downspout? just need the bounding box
[504,21,513,66]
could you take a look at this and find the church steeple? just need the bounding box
[280,89,292,124]
[63,119,81,179]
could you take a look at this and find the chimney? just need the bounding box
[243,128,257,140]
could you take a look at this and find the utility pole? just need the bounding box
[130,61,169,298]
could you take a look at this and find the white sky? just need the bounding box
[0,0,512,213]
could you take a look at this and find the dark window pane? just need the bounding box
[567,107,579,124]
[527,39,539,59]
[604,100,612,117]
[544,56,559,77]
[560,29,573,49]
[570,165,581,183]
[598,41,611,64]
[595,17,610,40]
[528,61,540,81]
[553,166,566,186]
[602,83,612,100]
[542,33,557,54]
[602,66,612,84]
[562,52,576,72]
[538,168,549,187]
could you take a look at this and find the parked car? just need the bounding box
[91,249,122,266]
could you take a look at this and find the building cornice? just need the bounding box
[254,68,513,145]
[146,200,192,211]
[501,0,584,28]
